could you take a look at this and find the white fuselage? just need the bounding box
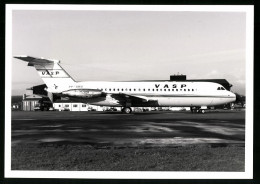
[56,81,236,107]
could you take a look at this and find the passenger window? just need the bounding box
[164,89,167,91]
[134,89,136,91]
[117,89,119,91]
[143,89,145,91]
[192,89,194,91]
[188,89,190,91]
[172,89,174,91]
[156,89,158,91]
[152,89,154,91]
[221,87,225,90]
[129,89,131,91]
[176,89,178,91]
[168,89,170,91]
[217,87,221,90]
[184,89,186,91]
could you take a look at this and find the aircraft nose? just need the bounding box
[228,92,237,102]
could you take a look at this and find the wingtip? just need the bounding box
[13,55,61,64]
[13,55,29,59]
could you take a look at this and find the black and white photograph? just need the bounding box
[5,5,253,179]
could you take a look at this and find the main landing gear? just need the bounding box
[122,99,132,114]
[122,107,132,114]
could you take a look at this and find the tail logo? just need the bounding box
[38,69,69,78]
[42,70,60,76]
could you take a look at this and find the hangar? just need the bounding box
[170,75,233,91]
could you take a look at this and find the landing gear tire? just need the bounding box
[122,107,132,114]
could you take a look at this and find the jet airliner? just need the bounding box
[14,56,236,113]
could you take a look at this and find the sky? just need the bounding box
[11,9,246,95]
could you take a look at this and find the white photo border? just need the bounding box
[5,4,254,179]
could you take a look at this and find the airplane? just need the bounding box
[14,55,237,113]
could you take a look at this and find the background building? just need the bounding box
[53,100,89,111]
[22,89,42,111]
[53,99,106,111]
[169,75,233,91]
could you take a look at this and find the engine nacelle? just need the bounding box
[61,89,103,99]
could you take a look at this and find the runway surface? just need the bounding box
[11,110,245,148]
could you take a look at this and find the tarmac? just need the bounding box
[11,110,245,148]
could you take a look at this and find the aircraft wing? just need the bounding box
[125,94,149,102]
[112,93,150,102]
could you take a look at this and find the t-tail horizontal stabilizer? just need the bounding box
[14,55,76,93]
[14,55,60,66]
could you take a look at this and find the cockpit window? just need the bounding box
[217,87,225,90]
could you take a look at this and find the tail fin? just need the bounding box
[14,55,76,93]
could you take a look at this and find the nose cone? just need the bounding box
[225,91,236,104]
[230,92,237,102]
